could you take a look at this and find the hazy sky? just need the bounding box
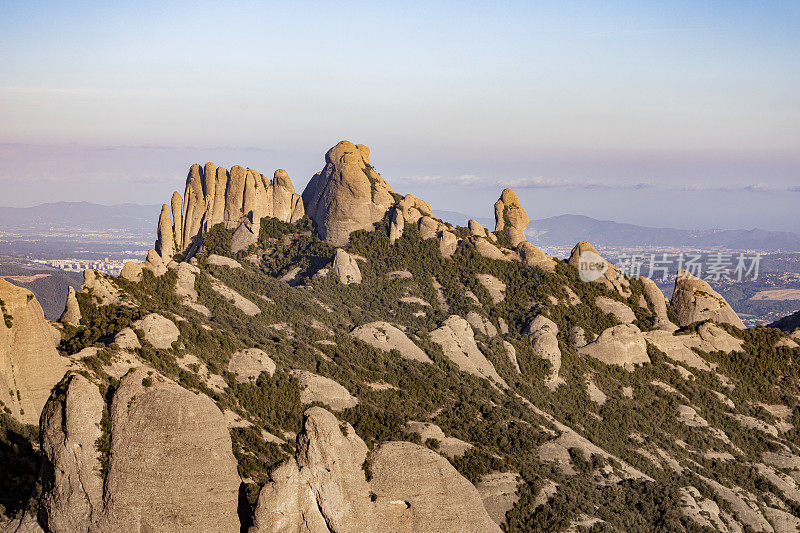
[1,1,798,231]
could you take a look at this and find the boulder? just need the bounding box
[0,279,68,424]
[468,219,488,237]
[207,254,243,269]
[671,270,745,328]
[132,313,179,350]
[516,241,556,271]
[493,188,529,247]
[578,324,650,370]
[36,369,241,533]
[292,370,358,411]
[438,230,458,258]
[524,315,562,389]
[351,321,431,363]
[418,216,439,240]
[430,315,507,388]
[302,141,396,246]
[155,203,175,261]
[113,327,141,350]
[332,249,362,284]
[95,368,240,532]
[82,269,126,306]
[39,374,104,533]
[389,207,404,244]
[640,277,677,331]
[228,348,276,383]
[250,407,499,533]
[595,296,636,324]
[58,286,81,327]
[567,242,630,297]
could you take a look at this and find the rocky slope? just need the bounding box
[2,141,800,532]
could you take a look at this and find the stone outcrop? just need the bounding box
[332,249,362,284]
[524,315,562,390]
[82,269,128,306]
[303,141,396,246]
[119,249,168,283]
[578,324,650,369]
[291,370,358,411]
[494,188,529,247]
[671,270,745,329]
[228,348,276,383]
[58,286,81,327]
[640,277,677,331]
[132,313,180,350]
[595,296,635,324]
[516,241,556,271]
[430,315,507,388]
[37,368,241,532]
[39,374,104,533]
[250,407,499,533]
[438,230,458,257]
[351,321,431,363]
[567,242,630,297]
[0,279,68,424]
[156,164,303,260]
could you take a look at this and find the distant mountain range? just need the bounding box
[0,201,161,236]
[1,203,799,252]
[439,211,800,252]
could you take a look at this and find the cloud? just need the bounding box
[393,174,483,187]
[680,183,786,192]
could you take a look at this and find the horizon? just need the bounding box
[1,1,799,231]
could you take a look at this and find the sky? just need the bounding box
[1,0,798,231]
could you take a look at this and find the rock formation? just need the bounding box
[640,276,677,331]
[351,321,431,363]
[671,269,745,329]
[524,315,562,389]
[332,249,362,284]
[228,348,276,383]
[303,141,396,246]
[36,368,241,532]
[291,370,358,411]
[494,188,529,247]
[155,164,303,260]
[578,324,650,369]
[430,315,507,388]
[0,279,68,424]
[249,407,499,533]
[132,313,180,350]
[567,242,630,297]
[58,286,81,327]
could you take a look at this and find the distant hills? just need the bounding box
[439,211,800,252]
[2,203,799,252]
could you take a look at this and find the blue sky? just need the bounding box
[1,1,798,231]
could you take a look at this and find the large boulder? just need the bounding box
[332,249,362,284]
[351,321,431,363]
[302,141,397,246]
[493,189,529,247]
[430,315,507,388]
[37,368,241,533]
[578,324,650,370]
[640,277,677,331]
[291,370,358,411]
[524,315,562,389]
[132,313,180,350]
[567,242,630,297]
[0,279,68,424]
[671,270,745,329]
[250,407,499,533]
[58,286,81,327]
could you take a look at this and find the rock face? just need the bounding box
[494,188,529,247]
[578,324,650,369]
[595,296,636,324]
[39,374,104,533]
[430,315,507,388]
[524,315,562,389]
[332,249,362,284]
[0,279,68,424]
[37,369,241,533]
[351,321,431,363]
[250,407,499,533]
[132,313,180,350]
[292,370,358,411]
[671,270,745,329]
[567,242,630,297]
[228,348,276,383]
[640,276,677,331]
[157,164,303,260]
[58,286,81,327]
[303,141,396,246]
